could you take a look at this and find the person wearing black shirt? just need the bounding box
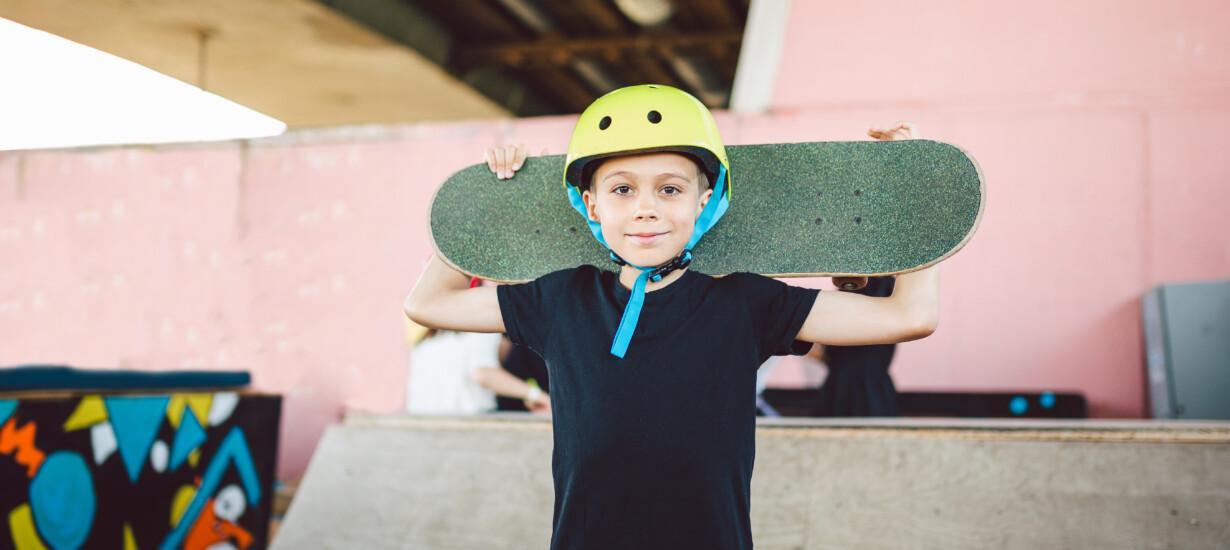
[497,336,551,412]
[813,276,901,417]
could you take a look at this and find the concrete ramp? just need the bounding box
[275,415,1230,549]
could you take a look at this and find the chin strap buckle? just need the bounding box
[647,250,693,283]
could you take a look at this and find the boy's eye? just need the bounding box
[612,185,632,195]
[661,185,681,195]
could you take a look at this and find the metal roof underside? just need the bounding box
[317,0,750,115]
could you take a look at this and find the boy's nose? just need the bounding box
[633,196,658,220]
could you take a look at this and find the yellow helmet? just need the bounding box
[563,84,731,196]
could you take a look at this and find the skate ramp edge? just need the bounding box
[274,415,1230,549]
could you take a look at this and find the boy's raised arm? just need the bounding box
[404,144,535,333]
[795,265,939,346]
[796,121,941,346]
[403,255,505,333]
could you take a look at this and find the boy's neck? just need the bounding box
[618,264,689,293]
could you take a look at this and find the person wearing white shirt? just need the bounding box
[405,328,550,415]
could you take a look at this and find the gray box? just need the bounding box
[1143,279,1230,419]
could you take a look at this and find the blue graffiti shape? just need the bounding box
[104,395,171,482]
[30,451,96,550]
[169,409,207,471]
[1039,392,1056,409]
[160,427,262,550]
[0,399,16,425]
[1009,395,1028,416]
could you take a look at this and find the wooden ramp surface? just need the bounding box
[274,415,1230,549]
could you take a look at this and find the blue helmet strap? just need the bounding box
[566,164,728,358]
[606,249,693,357]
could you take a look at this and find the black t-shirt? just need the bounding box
[497,265,819,550]
[497,343,550,411]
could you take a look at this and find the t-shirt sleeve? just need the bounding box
[734,273,820,358]
[496,269,570,354]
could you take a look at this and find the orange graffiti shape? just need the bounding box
[184,499,254,550]
[0,418,46,478]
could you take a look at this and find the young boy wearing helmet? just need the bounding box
[406,85,938,549]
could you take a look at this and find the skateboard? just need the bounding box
[429,140,984,283]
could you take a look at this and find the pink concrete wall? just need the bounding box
[2,1,1228,478]
[762,0,1230,417]
[0,121,578,479]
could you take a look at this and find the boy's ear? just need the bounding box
[697,188,714,214]
[581,189,601,222]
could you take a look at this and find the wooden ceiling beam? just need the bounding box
[532,67,602,112]
[572,0,633,32]
[455,30,742,70]
[686,0,739,30]
[626,55,687,90]
[420,0,533,42]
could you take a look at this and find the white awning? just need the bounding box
[0,17,285,151]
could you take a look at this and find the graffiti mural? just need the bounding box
[0,392,280,549]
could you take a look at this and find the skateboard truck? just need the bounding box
[833,277,870,291]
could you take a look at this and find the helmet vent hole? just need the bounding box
[647,110,662,124]
[599,116,612,130]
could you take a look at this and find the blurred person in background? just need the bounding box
[405,317,551,415]
[754,279,900,417]
[496,335,552,412]
[812,276,900,417]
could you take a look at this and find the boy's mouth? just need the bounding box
[626,231,668,246]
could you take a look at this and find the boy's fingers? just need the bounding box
[512,144,527,170]
[494,147,507,178]
[484,149,495,172]
[504,145,516,171]
[504,145,517,175]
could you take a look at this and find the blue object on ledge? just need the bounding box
[0,364,251,392]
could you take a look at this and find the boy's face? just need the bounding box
[581,152,712,268]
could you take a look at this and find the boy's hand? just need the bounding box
[484,144,529,180]
[867,122,919,141]
[834,122,922,292]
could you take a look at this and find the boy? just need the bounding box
[405,85,938,549]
